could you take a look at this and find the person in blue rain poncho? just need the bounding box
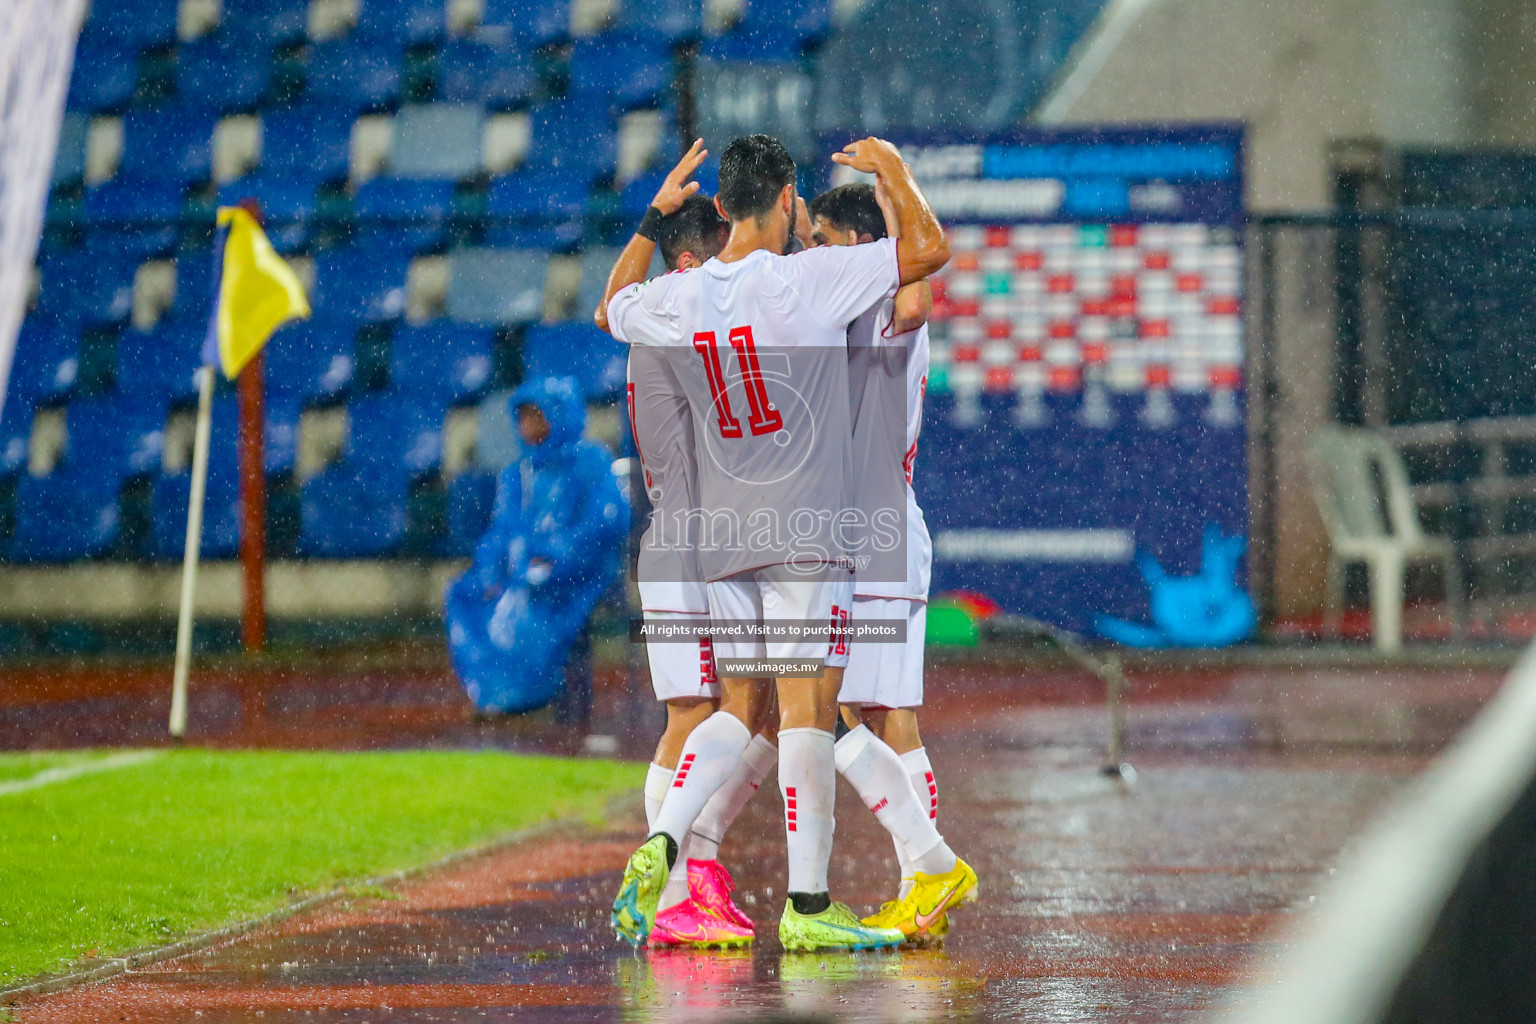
[445,376,628,715]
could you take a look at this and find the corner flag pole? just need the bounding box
[168,203,308,739]
[170,364,216,741]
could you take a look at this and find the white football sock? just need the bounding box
[690,733,778,863]
[835,725,956,879]
[899,746,941,893]
[779,727,836,895]
[901,747,938,824]
[653,711,752,846]
[644,761,672,833]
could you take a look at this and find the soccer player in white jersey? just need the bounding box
[807,181,957,936]
[604,134,962,952]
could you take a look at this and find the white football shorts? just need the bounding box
[706,564,836,663]
[643,610,718,702]
[838,596,927,709]
[825,571,854,670]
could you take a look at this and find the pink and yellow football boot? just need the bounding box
[688,858,754,932]
[649,898,753,948]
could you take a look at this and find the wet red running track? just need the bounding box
[8,654,1512,1023]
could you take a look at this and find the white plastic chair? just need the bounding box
[1307,427,1464,651]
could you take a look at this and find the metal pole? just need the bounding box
[675,40,699,155]
[239,347,266,653]
[169,365,215,740]
[1254,221,1279,629]
[1007,617,1135,783]
[1103,653,1128,771]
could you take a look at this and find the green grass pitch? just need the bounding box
[0,748,643,988]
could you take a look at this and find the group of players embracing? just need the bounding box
[593,132,977,953]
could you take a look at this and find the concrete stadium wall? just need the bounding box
[0,562,464,620]
[1037,0,1534,617]
[1035,0,1483,211]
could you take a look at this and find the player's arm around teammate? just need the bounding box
[877,175,933,335]
[831,137,950,286]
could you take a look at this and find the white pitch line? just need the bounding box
[0,750,164,796]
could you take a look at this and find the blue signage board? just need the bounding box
[826,125,1248,638]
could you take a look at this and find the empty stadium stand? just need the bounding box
[11,0,1105,571]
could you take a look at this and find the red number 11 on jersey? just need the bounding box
[693,326,783,438]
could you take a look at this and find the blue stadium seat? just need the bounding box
[84,177,184,257]
[445,247,547,324]
[172,252,221,323]
[0,399,33,477]
[620,157,717,215]
[10,471,126,562]
[484,221,583,250]
[356,0,448,46]
[8,320,81,405]
[61,395,167,478]
[524,98,617,179]
[152,398,240,559]
[390,103,483,180]
[446,468,496,555]
[217,176,318,252]
[698,30,806,62]
[265,317,357,402]
[296,468,405,556]
[482,0,570,48]
[575,245,621,324]
[176,33,274,112]
[119,106,219,185]
[36,248,137,326]
[353,177,454,251]
[737,0,833,47]
[389,322,493,403]
[523,322,626,398]
[222,0,310,44]
[53,113,89,186]
[570,33,670,109]
[484,172,585,248]
[67,40,139,113]
[616,0,702,44]
[347,395,444,475]
[265,396,303,474]
[83,0,179,50]
[258,103,356,185]
[487,171,588,218]
[116,320,203,403]
[306,40,403,111]
[436,40,534,110]
[313,246,412,321]
[296,396,443,556]
[10,395,168,558]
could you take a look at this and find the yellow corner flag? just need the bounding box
[207,206,310,379]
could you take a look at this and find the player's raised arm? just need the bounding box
[594,138,707,334]
[873,175,932,334]
[832,137,949,286]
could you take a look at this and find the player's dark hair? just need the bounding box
[808,183,887,242]
[657,193,728,270]
[717,134,797,224]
